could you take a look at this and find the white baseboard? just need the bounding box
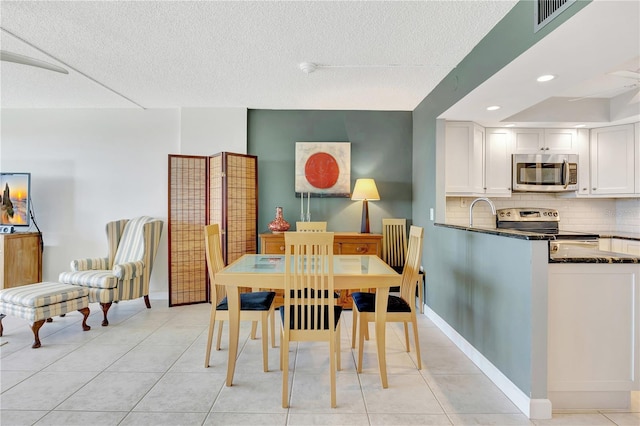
[424,305,552,420]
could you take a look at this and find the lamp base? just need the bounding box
[360,200,370,233]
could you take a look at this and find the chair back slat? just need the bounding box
[284,232,334,333]
[204,224,227,305]
[382,218,407,269]
[295,221,327,232]
[399,226,424,306]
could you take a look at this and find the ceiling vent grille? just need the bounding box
[535,0,575,32]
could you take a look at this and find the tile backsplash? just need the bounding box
[447,194,640,234]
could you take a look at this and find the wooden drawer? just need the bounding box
[263,240,286,254]
[338,243,378,255]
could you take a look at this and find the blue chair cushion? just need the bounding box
[216,291,276,311]
[351,292,411,313]
[279,304,342,330]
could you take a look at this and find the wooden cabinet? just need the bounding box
[513,128,577,153]
[0,232,42,289]
[260,232,382,308]
[168,153,257,306]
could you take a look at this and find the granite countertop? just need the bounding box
[598,232,640,241]
[549,245,639,264]
[435,223,553,241]
[436,223,640,264]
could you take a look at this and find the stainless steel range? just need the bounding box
[495,208,599,250]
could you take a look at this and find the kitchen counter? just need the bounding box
[549,245,640,263]
[436,223,640,263]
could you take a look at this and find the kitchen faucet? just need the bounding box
[469,197,496,227]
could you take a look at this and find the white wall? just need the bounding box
[1,107,247,298]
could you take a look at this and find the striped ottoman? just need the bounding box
[0,282,90,348]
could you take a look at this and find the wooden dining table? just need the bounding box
[213,253,401,388]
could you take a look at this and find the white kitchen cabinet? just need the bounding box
[513,128,577,153]
[548,263,640,409]
[445,122,511,197]
[590,124,635,195]
[445,122,484,195]
[484,128,513,195]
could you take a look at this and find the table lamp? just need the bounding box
[351,178,380,233]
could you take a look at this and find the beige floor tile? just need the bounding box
[601,412,640,425]
[360,372,444,414]
[287,372,366,413]
[532,413,616,425]
[34,410,128,425]
[105,344,185,372]
[0,410,48,426]
[120,411,207,426]
[426,374,520,414]
[288,412,370,425]
[56,371,162,411]
[204,412,287,425]
[369,413,453,425]
[133,371,225,412]
[448,413,534,425]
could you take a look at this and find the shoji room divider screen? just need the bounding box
[168,152,258,306]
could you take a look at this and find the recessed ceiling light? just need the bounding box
[505,124,515,127]
[575,124,586,128]
[486,105,500,111]
[537,74,555,82]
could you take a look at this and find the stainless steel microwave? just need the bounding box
[512,154,578,192]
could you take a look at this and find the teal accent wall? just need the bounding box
[412,0,591,397]
[247,110,413,238]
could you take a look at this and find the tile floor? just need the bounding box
[1,297,638,425]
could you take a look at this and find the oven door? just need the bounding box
[512,154,578,192]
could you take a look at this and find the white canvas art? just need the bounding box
[295,142,350,197]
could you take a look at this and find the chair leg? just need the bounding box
[270,308,276,348]
[412,315,422,370]
[100,302,112,326]
[250,320,258,339]
[281,334,290,408]
[336,322,341,371]
[205,307,217,367]
[144,294,151,309]
[403,321,410,351]
[261,313,269,372]
[357,315,367,373]
[329,326,337,408]
[216,321,224,351]
[351,307,358,349]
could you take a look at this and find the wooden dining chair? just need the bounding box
[351,225,424,372]
[382,218,424,313]
[203,224,276,372]
[280,231,342,408]
[295,221,327,232]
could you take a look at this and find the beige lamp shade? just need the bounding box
[351,178,380,201]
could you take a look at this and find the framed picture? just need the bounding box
[295,142,351,197]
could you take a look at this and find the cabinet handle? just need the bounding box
[592,188,597,191]
[279,245,285,251]
[582,188,587,191]
[356,246,368,253]
[545,147,550,150]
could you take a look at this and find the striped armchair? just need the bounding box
[59,216,163,326]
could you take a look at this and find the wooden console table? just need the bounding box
[0,232,43,289]
[259,232,383,308]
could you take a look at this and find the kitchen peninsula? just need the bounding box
[428,222,639,418]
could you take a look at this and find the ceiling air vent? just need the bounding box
[535,0,575,32]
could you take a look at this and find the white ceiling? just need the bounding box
[0,1,638,129]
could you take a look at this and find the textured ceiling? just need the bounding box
[0,1,518,110]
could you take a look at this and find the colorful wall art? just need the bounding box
[295,142,350,197]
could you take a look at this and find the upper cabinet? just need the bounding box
[445,122,484,195]
[445,122,512,197]
[589,124,636,195]
[484,128,513,196]
[513,128,578,154]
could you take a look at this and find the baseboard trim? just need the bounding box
[424,305,552,420]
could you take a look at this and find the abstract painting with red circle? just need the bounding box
[295,142,350,197]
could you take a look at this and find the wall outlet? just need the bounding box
[429,208,434,221]
[460,198,468,208]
